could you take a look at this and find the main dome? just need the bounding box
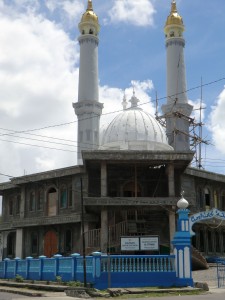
[99,94,173,151]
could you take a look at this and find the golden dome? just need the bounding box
[80,0,99,25]
[165,1,184,27]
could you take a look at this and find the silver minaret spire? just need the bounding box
[162,1,193,151]
[73,0,103,164]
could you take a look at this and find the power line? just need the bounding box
[0,138,77,153]
[1,76,224,137]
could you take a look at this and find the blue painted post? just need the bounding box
[71,253,80,281]
[53,254,62,279]
[14,257,20,277]
[3,258,10,279]
[92,252,102,285]
[172,196,193,287]
[39,255,46,281]
[25,257,33,280]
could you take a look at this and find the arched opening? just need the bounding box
[204,188,210,210]
[60,185,67,208]
[47,188,57,216]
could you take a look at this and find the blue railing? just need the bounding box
[217,259,225,288]
[0,253,179,289]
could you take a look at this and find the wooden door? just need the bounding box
[44,230,58,257]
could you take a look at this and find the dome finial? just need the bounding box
[165,0,184,28]
[79,0,100,36]
[129,89,140,108]
[171,0,177,13]
[87,0,93,11]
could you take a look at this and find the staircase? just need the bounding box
[191,246,209,270]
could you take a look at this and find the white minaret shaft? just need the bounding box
[73,0,103,164]
[162,1,193,151]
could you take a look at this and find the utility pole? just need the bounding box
[80,177,87,287]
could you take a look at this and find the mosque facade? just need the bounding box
[0,0,225,263]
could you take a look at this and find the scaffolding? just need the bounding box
[155,86,209,169]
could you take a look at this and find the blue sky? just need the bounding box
[0,0,225,183]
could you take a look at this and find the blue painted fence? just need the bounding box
[0,253,179,289]
[217,259,225,288]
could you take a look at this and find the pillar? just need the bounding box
[100,208,108,253]
[169,209,176,252]
[101,161,107,197]
[15,229,23,259]
[172,197,193,287]
[167,163,175,197]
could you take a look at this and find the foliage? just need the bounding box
[67,280,84,287]
[55,275,62,284]
[15,274,24,282]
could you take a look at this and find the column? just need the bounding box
[169,210,176,252]
[168,163,175,250]
[100,208,108,253]
[172,197,193,287]
[167,163,175,197]
[15,229,23,258]
[101,161,107,197]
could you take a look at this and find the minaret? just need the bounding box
[162,1,193,151]
[73,0,103,164]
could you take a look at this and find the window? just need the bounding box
[16,195,20,215]
[31,232,38,255]
[204,188,210,209]
[37,189,44,211]
[60,186,67,208]
[29,191,35,211]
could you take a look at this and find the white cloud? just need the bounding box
[0,1,157,184]
[0,5,79,182]
[100,79,155,128]
[109,0,156,27]
[45,0,84,26]
[189,99,206,123]
[209,88,225,155]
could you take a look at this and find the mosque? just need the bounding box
[0,1,225,266]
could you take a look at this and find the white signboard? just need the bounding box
[140,236,159,251]
[121,237,139,251]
